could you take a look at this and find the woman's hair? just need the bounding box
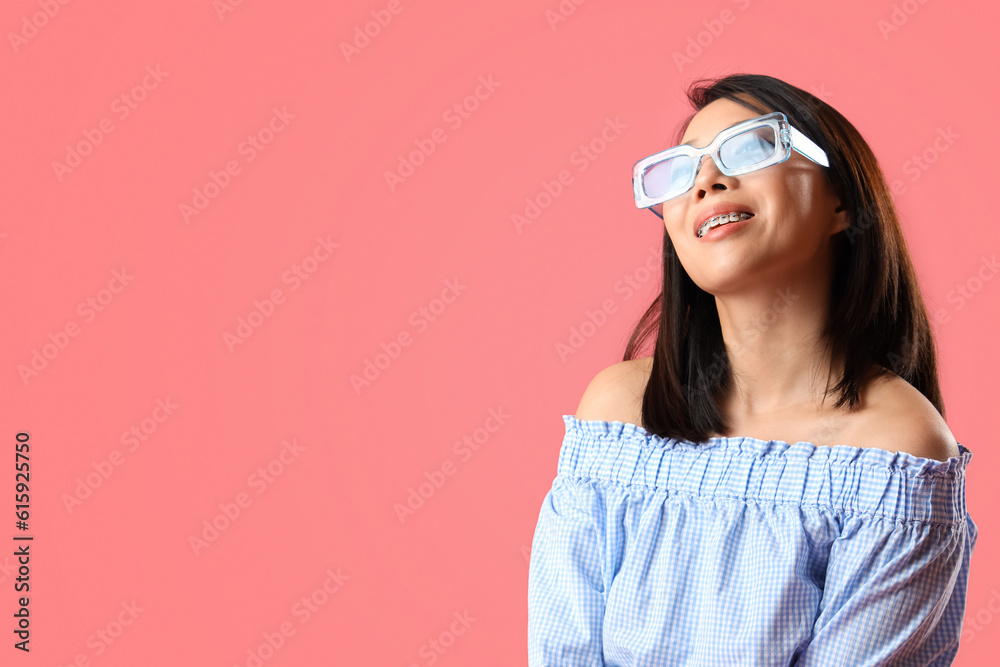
[623,73,944,443]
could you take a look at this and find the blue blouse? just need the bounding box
[527,415,977,666]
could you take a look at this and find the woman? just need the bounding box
[527,74,977,666]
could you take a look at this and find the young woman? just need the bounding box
[527,74,977,665]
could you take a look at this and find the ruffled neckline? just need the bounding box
[562,415,973,478]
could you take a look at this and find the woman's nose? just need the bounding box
[691,154,733,198]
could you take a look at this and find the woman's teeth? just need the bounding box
[698,212,753,238]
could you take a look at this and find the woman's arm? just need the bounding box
[795,512,977,666]
[527,474,608,666]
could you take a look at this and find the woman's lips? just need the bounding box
[696,213,755,241]
[692,203,756,237]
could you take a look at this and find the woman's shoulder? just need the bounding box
[572,359,961,462]
[842,369,961,461]
[572,356,653,428]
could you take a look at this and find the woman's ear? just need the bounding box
[830,200,850,234]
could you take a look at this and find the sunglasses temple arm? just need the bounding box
[789,126,830,168]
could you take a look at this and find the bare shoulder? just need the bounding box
[851,372,961,462]
[573,356,653,428]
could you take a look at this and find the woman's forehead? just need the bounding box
[681,98,768,146]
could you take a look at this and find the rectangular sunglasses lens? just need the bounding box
[719,126,777,169]
[642,156,694,201]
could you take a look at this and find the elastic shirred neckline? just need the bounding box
[562,415,973,479]
[558,415,973,526]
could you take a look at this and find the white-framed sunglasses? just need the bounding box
[632,111,830,210]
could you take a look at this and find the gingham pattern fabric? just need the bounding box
[527,415,977,666]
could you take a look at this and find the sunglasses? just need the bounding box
[632,111,830,211]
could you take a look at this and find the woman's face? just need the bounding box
[658,97,847,296]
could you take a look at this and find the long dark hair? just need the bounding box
[623,73,944,443]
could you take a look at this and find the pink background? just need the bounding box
[3,0,997,664]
